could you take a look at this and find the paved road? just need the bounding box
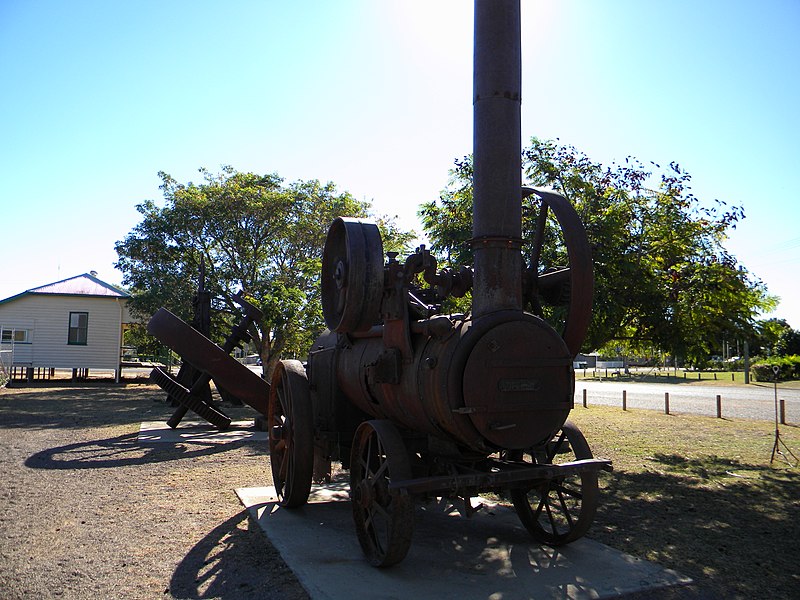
[574,379,800,423]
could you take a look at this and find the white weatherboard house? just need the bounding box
[0,273,133,382]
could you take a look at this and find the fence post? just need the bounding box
[716,394,722,419]
[623,389,627,411]
[732,372,735,382]
[582,388,587,408]
[780,399,786,425]
[665,392,670,415]
[698,372,701,380]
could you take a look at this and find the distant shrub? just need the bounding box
[711,357,745,372]
[750,355,800,381]
[725,358,745,371]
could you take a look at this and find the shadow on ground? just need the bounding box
[594,455,800,599]
[0,383,259,430]
[169,509,307,600]
[24,432,265,470]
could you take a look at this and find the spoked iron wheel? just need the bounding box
[268,360,314,508]
[522,187,593,356]
[510,421,599,546]
[350,420,414,567]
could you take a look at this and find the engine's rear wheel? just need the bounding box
[350,420,414,566]
[511,421,599,545]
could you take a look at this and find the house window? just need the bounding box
[68,312,89,345]
[1,328,29,343]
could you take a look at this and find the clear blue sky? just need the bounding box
[1,1,798,328]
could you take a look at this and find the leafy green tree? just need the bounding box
[116,167,413,374]
[753,318,800,357]
[419,139,774,361]
[784,327,800,356]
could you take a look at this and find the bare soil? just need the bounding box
[0,382,308,600]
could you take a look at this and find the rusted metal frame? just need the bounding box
[389,457,612,495]
[381,255,414,362]
[147,306,269,422]
[151,366,231,429]
[162,292,264,427]
[165,259,213,409]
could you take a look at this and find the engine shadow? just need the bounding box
[24,432,264,470]
[594,454,800,599]
[169,509,307,600]
[0,383,259,431]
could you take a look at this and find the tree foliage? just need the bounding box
[419,138,775,363]
[752,318,800,357]
[115,167,413,374]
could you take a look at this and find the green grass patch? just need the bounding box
[569,406,800,598]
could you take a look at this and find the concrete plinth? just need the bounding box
[237,484,693,600]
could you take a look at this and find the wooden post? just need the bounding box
[665,392,670,415]
[582,388,587,408]
[744,341,750,384]
[716,394,722,419]
[780,398,786,425]
[623,389,627,411]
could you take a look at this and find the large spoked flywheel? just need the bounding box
[523,188,593,356]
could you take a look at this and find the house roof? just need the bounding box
[0,273,130,305]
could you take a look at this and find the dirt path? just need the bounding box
[0,383,309,599]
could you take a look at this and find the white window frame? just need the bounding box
[0,327,30,344]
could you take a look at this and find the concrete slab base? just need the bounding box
[237,484,692,600]
[138,420,266,443]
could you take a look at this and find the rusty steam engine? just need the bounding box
[148,0,611,567]
[266,0,610,566]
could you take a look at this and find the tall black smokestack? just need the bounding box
[471,0,522,317]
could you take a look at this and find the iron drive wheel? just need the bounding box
[510,420,599,546]
[350,420,414,567]
[268,360,314,508]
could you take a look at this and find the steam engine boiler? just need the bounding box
[267,0,611,566]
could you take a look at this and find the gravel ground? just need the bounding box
[575,379,800,422]
[0,382,309,600]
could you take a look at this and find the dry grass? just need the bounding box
[569,406,800,599]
